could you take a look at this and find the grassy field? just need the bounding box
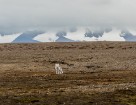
[0,42,136,105]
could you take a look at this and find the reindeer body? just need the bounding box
[55,64,63,74]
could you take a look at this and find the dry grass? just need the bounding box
[0,42,136,105]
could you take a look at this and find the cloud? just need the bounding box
[0,0,136,33]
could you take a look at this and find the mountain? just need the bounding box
[0,28,136,43]
[56,36,75,42]
[12,31,43,43]
[55,31,75,42]
[59,28,125,41]
[120,31,136,41]
[85,30,104,38]
[34,31,76,42]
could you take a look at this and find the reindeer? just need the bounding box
[55,63,63,74]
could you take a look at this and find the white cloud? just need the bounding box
[0,0,136,33]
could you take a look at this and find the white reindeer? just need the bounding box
[55,63,63,74]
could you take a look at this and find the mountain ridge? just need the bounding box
[0,28,136,43]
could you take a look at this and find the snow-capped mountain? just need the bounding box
[120,30,136,41]
[34,31,75,42]
[12,31,43,43]
[0,28,136,43]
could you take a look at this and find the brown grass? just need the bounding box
[0,42,136,105]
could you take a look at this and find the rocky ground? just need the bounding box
[0,42,136,105]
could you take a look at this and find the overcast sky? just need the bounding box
[0,0,136,33]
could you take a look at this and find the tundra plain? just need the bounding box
[0,42,136,105]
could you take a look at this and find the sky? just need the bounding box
[0,0,136,34]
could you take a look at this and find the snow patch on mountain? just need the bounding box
[99,29,125,41]
[65,27,125,41]
[0,33,21,43]
[34,32,58,42]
